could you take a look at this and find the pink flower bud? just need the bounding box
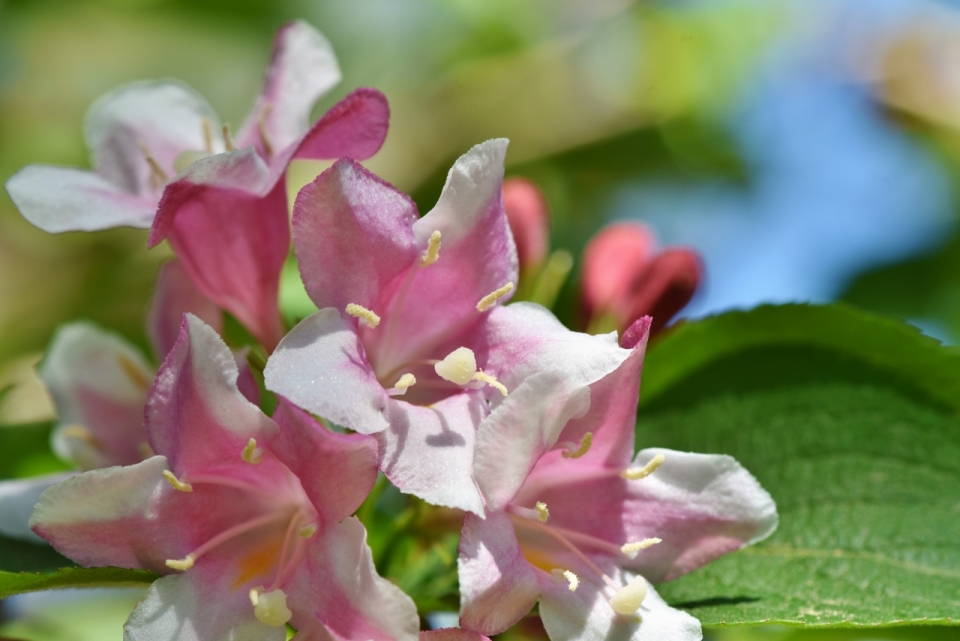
[581,222,702,334]
[503,177,550,272]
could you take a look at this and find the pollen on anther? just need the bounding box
[395,373,416,391]
[535,501,550,523]
[345,303,380,328]
[562,432,593,459]
[241,438,262,465]
[476,282,514,312]
[165,553,195,571]
[609,576,648,615]
[620,453,666,481]
[60,424,96,445]
[420,230,441,267]
[298,524,317,538]
[551,568,579,592]
[473,371,508,396]
[435,347,477,385]
[621,538,662,559]
[251,587,292,627]
[162,470,193,492]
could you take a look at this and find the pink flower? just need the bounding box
[503,177,550,274]
[265,140,633,515]
[5,21,390,349]
[457,318,778,639]
[581,222,702,335]
[30,314,418,641]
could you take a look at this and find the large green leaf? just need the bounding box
[637,304,960,627]
[0,567,158,600]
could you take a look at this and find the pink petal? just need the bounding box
[376,393,486,515]
[502,177,550,272]
[286,517,420,641]
[293,88,390,162]
[271,397,379,524]
[233,348,261,406]
[41,322,153,470]
[264,309,390,435]
[458,511,541,635]
[151,152,287,350]
[580,222,656,323]
[292,159,420,314]
[0,473,74,543]
[421,631,491,641]
[473,372,590,512]
[539,573,701,641]
[5,165,156,232]
[235,21,341,158]
[87,80,220,198]
[147,314,280,481]
[147,259,222,360]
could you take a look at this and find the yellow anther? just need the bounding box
[241,438,263,465]
[551,568,579,592]
[345,303,380,328]
[59,424,96,445]
[435,347,477,385]
[298,524,317,539]
[561,432,593,459]
[476,282,515,312]
[420,230,441,267]
[223,124,235,151]
[620,453,666,481]
[257,104,274,157]
[162,470,193,493]
[201,118,213,153]
[250,587,291,627]
[173,150,212,174]
[609,576,648,615]
[138,441,155,460]
[621,538,662,559]
[395,373,416,392]
[138,141,169,188]
[165,553,195,571]
[473,371,508,396]
[535,501,550,523]
[117,354,151,391]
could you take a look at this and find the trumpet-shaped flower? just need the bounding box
[6,21,390,349]
[265,139,633,515]
[457,318,778,640]
[31,314,418,641]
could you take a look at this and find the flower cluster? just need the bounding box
[1,20,777,641]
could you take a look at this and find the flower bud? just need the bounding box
[503,177,550,274]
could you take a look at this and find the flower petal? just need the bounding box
[420,631,491,641]
[265,308,390,435]
[125,572,284,641]
[292,159,420,313]
[236,21,341,158]
[0,473,74,542]
[147,314,280,479]
[376,393,486,514]
[293,87,390,162]
[147,259,222,360]
[539,573,702,641]
[473,371,590,511]
[286,516,420,641]
[271,397,379,524]
[86,80,220,197]
[5,165,155,232]
[41,321,152,470]
[458,511,541,635]
[151,153,287,350]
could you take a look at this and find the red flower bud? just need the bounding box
[503,177,550,273]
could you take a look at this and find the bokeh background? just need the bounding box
[1,0,959,639]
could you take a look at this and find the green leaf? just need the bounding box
[0,566,158,599]
[637,304,960,627]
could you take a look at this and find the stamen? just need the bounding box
[608,576,648,615]
[420,230,441,267]
[621,538,662,559]
[434,347,477,385]
[223,124,235,151]
[173,150,211,174]
[117,354,151,390]
[241,438,263,465]
[258,104,274,157]
[201,118,213,153]
[536,501,550,523]
[551,568,579,592]
[165,553,195,571]
[386,373,417,397]
[621,453,666,481]
[59,424,97,446]
[473,370,508,396]
[162,470,193,492]
[250,587,292,627]
[514,515,619,590]
[138,142,169,188]
[138,441,155,460]
[298,524,317,538]
[345,303,380,328]
[561,432,593,459]
[476,282,514,312]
